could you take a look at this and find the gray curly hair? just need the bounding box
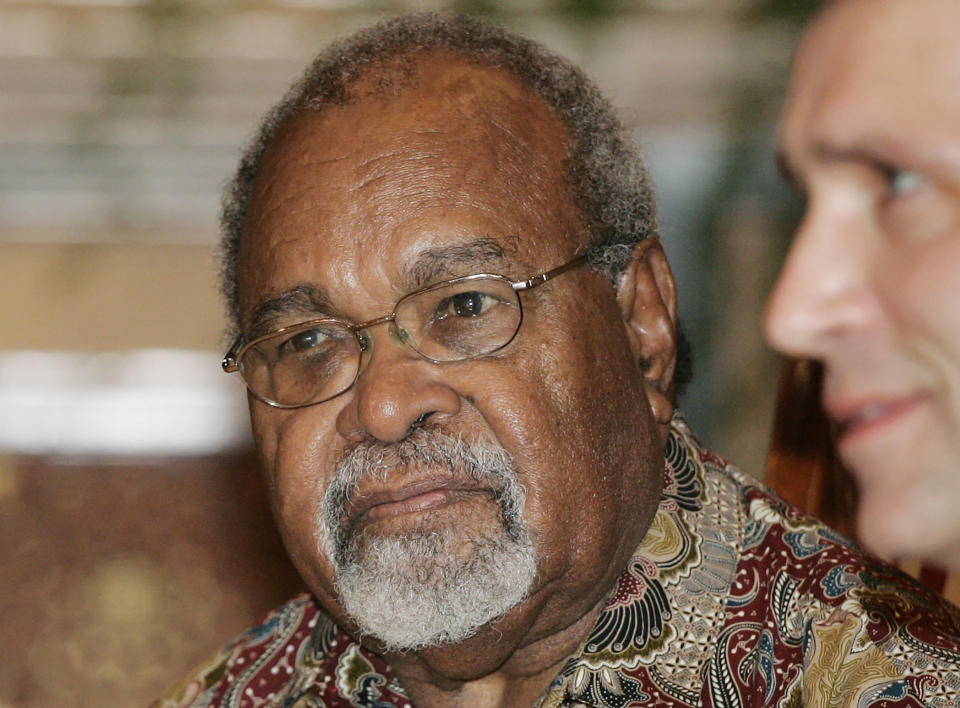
[220,12,658,320]
[219,12,692,389]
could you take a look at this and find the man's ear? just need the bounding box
[616,238,678,424]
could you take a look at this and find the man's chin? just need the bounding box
[858,480,960,572]
[333,527,537,654]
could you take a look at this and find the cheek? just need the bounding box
[884,234,960,369]
[878,234,960,450]
[471,300,660,566]
[250,402,341,589]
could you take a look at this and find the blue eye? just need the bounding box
[891,169,926,196]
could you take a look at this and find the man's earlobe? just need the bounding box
[616,238,678,424]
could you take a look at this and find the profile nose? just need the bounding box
[764,201,874,359]
[335,325,461,444]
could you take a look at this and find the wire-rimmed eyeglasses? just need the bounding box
[222,254,588,409]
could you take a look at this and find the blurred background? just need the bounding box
[0,1,817,705]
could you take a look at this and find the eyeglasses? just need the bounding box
[222,254,588,409]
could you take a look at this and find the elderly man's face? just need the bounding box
[767,0,960,567]
[235,53,675,666]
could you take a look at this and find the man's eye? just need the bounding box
[443,291,492,318]
[885,167,927,198]
[280,328,327,353]
[878,165,953,243]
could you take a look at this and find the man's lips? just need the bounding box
[346,478,492,526]
[825,393,927,445]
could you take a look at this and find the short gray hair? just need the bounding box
[219,12,659,334]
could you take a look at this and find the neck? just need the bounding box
[383,593,606,708]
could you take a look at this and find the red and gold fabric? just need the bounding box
[155,416,960,708]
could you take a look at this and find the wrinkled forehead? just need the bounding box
[237,52,581,320]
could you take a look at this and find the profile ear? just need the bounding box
[616,238,678,424]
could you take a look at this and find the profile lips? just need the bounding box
[827,396,920,441]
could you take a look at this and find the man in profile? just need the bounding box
[766,0,960,572]
[158,12,960,708]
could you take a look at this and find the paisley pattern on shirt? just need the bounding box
[153,414,960,708]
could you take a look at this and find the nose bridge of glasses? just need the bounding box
[352,312,412,356]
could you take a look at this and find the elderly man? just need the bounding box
[766,0,960,572]
[158,13,960,708]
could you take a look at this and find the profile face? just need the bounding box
[234,53,670,656]
[766,0,960,566]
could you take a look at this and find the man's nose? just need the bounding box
[764,202,875,359]
[335,323,461,443]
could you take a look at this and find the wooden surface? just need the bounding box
[0,451,305,708]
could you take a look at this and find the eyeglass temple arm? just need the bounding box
[512,254,589,291]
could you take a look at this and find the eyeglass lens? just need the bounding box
[239,277,522,407]
[395,277,520,361]
[240,322,363,407]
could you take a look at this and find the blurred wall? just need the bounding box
[0,1,812,706]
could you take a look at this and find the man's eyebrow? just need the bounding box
[775,142,896,190]
[811,142,880,168]
[403,237,517,290]
[808,137,934,177]
[244,237,519,337]
[247,285,336,339]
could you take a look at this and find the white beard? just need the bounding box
[320,429,537,653]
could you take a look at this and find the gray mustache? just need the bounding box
[321,427,526,563]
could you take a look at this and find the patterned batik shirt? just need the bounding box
[154,415,960,708]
